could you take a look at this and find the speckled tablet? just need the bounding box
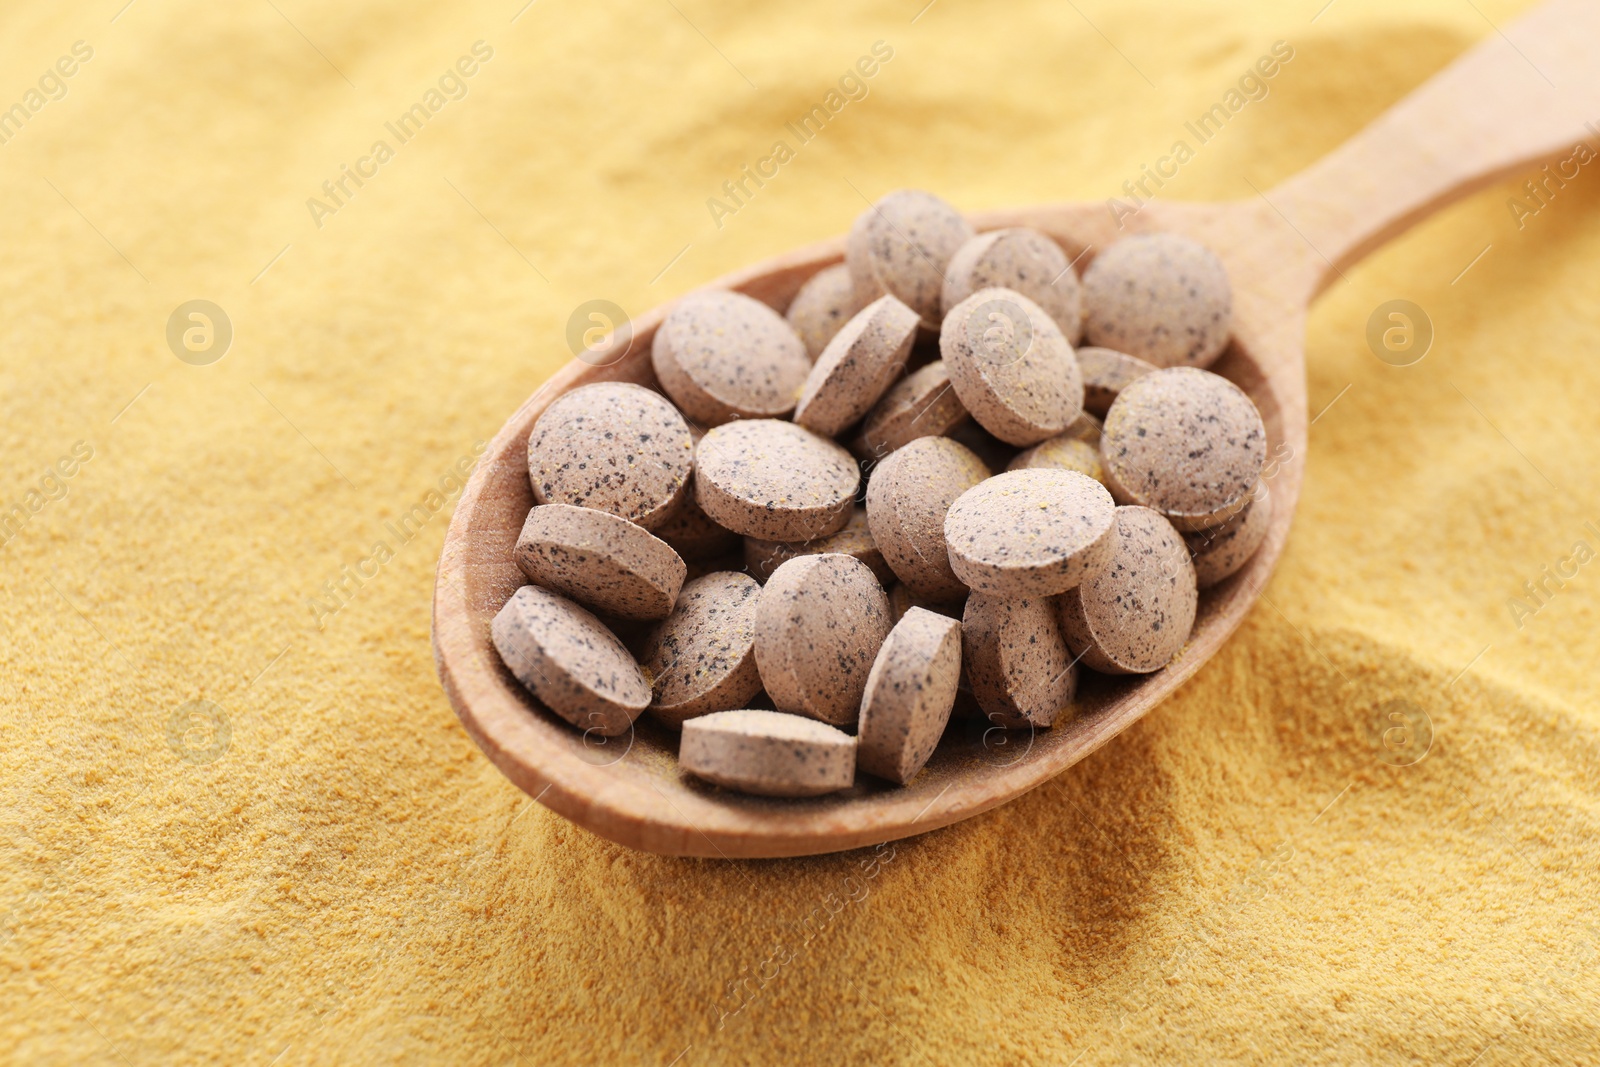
[787,262,865,360]
[491,585,651,737]
[942,228,1083,344]
[944,469,1117,597]
[1007,433,1104,486]
[1077,346,1157,417]
[857,607,962,784]
[527,382,694,530]
[1185,480,1272,588]
[679,709,856,797]
[852,360,970,461]
[753,553,891,727]
[695,419,859,541]
[651,289,811,425]
[941,287,1084,447]
[743,506,892,585]
[865,435,991,602]
[794,294,919,437]
[962,593,1076,729]
[513,504,687,621]
[1058,506,1198,674]
[1082,233,1233,368]
[1100,367,1266,531]
[643,571,764,728]
[846,189,975,327]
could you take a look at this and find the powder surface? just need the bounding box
[3,1,1598,1064]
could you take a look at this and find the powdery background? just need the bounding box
[2,0,1597,1063]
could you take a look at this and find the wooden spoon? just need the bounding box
[433,0,1600,858]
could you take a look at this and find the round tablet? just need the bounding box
[650,491,740,562]
[1082,233,1233,369]
[857,607,962,784]
[942,228,1083,343]
[679,709,856,797]
[527,382,694,530]
[1100,367,1266,532]
[743,506,892,585]
[1007,433,1104,486]
[852,360,970,461]
[1058,506,1198,674]
[491,585,651,737]
[962,593,1076,729]
[941,287,1084,447]
[651,290,811,425]
[643,571,764,728]
[865,435,990,602]
[513,504,687,621]
[786,263,864,360]
[1077,346,1156,417]
[944,469,1117,597]
[1185,480,1272,588]
[753,553,891,727]
[846,189,975,327]
[694,419,858,541]
[794,295,919,437]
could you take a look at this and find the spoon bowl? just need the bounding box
[433,0,1600,856]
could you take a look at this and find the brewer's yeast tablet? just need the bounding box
[527,382,694,530]
[644,571,764,728]
[695,419,858,541]
[491,585,651,737]
[1058,506,1198,674]
[865,435,990,602]
[787,262,864,359]
[942,227,1082,344]
[514,504,687,620]
[856,607,962,784]
[794,294,919,437]
[962,593,1076,730]
[941,287,1084,447]
[1082,233,1232,369]
[680,709,856,797]
[943,468,1117,597]
[753,553,891,727]
[652,290,811,425]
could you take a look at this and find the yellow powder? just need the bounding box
[3,0,1597,1063]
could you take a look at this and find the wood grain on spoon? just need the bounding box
[432,0,1600,857]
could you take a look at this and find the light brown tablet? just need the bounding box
[679,709,856,797]
[643,571,764,728]
[651,290,811,425]
[942,227,1083,343]
[491,585,651,737]
[694,419,858,541]
[1186,480,1272,588]
[527,382,693,530]
[787,262,864,359]
[753,553,891,727]
[857,607,962,784]
[1058,506,1198,674]
[513,504,687,621]
[1082,233,1233,369]
[794,295,919,437]
[944,469,1117,597]
[941,287,1084,447]
[865,435,990,602]
[1077,346,1157,417]
[1100,367,1266,532]
[852,360,970,461]
[962,593,1077,729]
[846,189,975,327]
[650,491,740,562]
[743,506,893,586]
[1007,433,1104,486]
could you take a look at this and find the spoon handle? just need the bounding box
[1269,0,1600,295]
